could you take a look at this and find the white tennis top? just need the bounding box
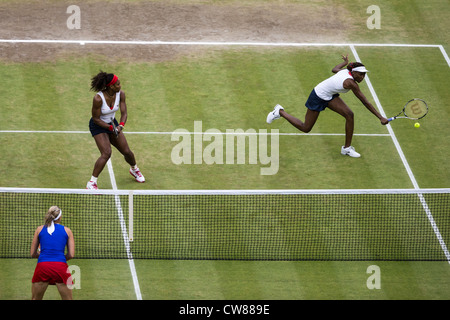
[314,69,354,101]
[97,91,120,123]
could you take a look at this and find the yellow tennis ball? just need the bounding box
[414,122,420,128]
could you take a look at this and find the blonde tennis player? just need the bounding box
[30,206,75,300]
[267,54,388,157]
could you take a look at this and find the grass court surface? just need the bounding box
[0,0,449,301]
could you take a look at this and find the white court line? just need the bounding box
[0,39,443,48]
[1,39,449,66]
[350,45,450,264]
[349,45,419,188]
[0,130,390,137]
[438,45,450,67]
[106,159,143,300]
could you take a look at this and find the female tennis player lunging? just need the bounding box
[267,55,388,157]
[30,206,75,300]
[87,71,145,190]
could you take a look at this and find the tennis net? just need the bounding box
[1,188,449,261]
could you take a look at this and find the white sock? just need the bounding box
[131,165,138,170]
[90,176,98,182]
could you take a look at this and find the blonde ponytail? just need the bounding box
[44,206,61,227]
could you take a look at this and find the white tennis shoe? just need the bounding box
[86,180,98,190]
[130,167,145,183]
[266,104,284,124]
[341,146,361,158]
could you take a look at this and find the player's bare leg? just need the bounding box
[279,109,320,133]
[327,97,360,157]
[327,96,354,148]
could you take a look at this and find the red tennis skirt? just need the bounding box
[32,262,73,286]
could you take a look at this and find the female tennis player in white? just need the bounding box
[267,55,388,157]
[30,206,75,300]
[86,71,145,190]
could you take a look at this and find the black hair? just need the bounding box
[90,71,115,91]
[347,62,365,72]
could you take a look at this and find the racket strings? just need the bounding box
[404,100,428,119]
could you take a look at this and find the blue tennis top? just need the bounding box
[38,224,68,263]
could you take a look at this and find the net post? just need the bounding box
[129,190,134,242]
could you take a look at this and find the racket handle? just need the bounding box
[387,117,394,122]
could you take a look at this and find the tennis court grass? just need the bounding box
[1,0,449,301]
[1,45,449,300]
[2,259,450,300]
[354,46,450,188]
[0,47,424,190]
[133,260,450,300]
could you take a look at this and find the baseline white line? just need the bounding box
[0,130,390,137]
[107,159,143,299]
[350,45,450,264]
[2,38,448,67]
[0,39,443,48]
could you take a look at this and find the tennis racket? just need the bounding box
[111,119,119,137]
[388,99,428,122]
